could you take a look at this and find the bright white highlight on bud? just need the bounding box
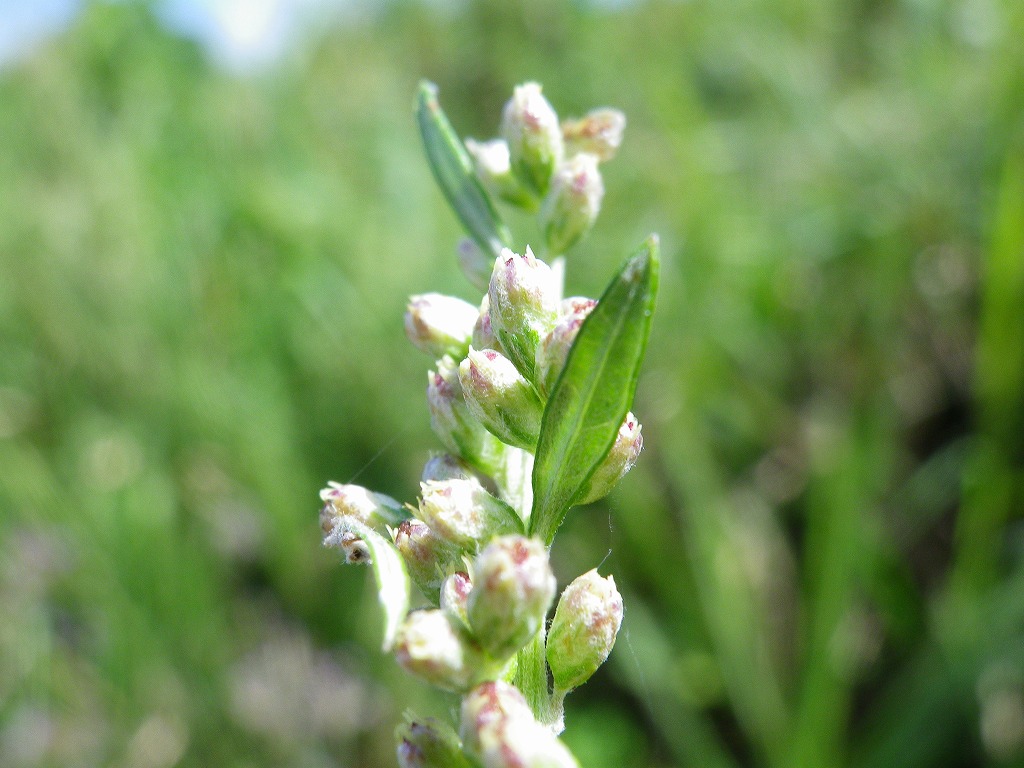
[540,152,604,256]
[405,293,479,358]
[546,569,623,692]
[561,108,626,162]
[501,82,564,196]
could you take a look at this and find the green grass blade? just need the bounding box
[529,236,660,545]
[416,81,513,260]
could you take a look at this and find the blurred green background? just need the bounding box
[1,0,1022,766]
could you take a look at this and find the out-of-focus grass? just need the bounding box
[0,1,1021,766]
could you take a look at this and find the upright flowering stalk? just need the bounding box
[319,81,659,767]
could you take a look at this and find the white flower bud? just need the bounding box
[459,348,543,450]
[405,293,478,358]
[488,247,560,382]
[576,413,642,504]
[561,108,626,161]
[546,569,623,692]
[394,609,484,692]
[427,355,506,474]
[467,535,555,661]
[540,153,604,256]
[465,137,536,209]
[394,518,461,601]
[535,298,597,396]
[461,682,579,768]
[500,82,564,197]
[417,479,522,551]
[319,482,406,535]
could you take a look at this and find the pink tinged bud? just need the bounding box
[576,413,643,505]
[319,482,407,535]
[396,718,473,768]
[536,299,597,396]
[500,82,564,197]
[441,570,473,626]
[467,535,556,661]
[546,569,623,692]
[394,518,461,601]
[459,348,543,451]
[488,247,560,382]
[405,293,478,358]
[461,682,580,768]
[417,479,523,551]
[465,138,537,209]
[561,108,626,162]
[427,355,507,475]
[540,152,604,256]
[472,294,499,351]
[394,609,485,692]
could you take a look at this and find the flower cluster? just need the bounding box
[320,82,644,768]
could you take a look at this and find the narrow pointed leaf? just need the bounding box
[416,81,513,260]
[529,237,660,545]
[334,518,410,651]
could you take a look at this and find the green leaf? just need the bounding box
[416,81,513,261]
[529,236,660,545]
[333,518,410,651]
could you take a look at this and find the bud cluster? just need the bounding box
[468,82,624,257]
[319,82,642,768]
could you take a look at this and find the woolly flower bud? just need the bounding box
[540,153,604,256]
[427,355,506,474]
[396,718,473,768]
[576,413,643,505]
[417,479,521,551]
[405,293,478,359]
[394,609,484,692]
[394,518,460,601]
[459,348,543,450]
[488,247,560,382]
[467,535,555,661]
[319,482,406,535]
[465,138,535,209]
[535,298,597,396]
[461,682,579,768]
[546,569,623,692]
[561,108,626,162]
[501,82,564,197]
